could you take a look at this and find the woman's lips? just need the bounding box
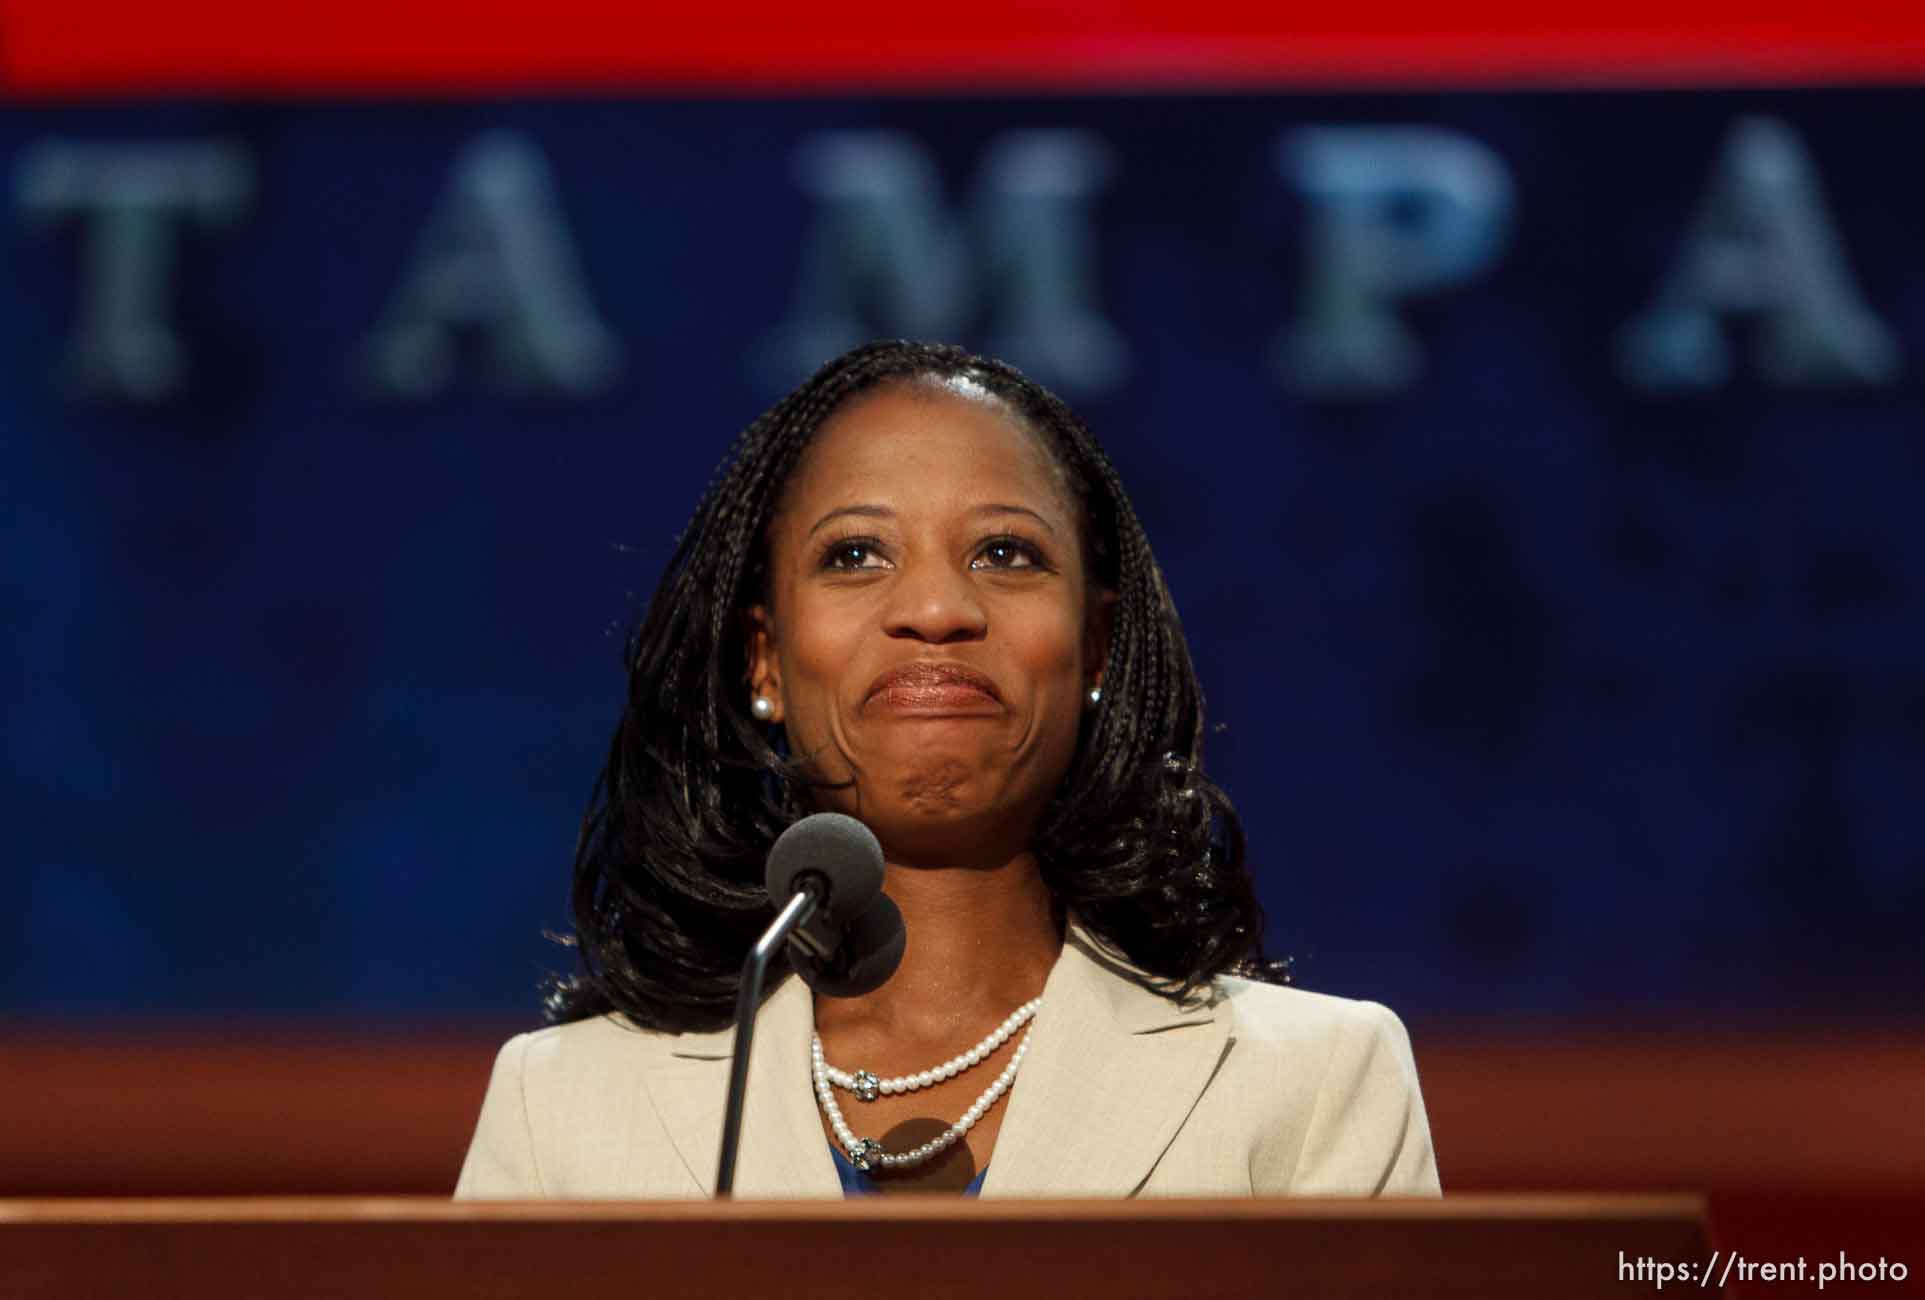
[865,663,1002,715]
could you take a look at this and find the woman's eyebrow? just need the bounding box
[807,504,892,539]
[806,503,1058,539]
[975,503,1058,535]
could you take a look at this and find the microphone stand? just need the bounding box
[715,884,819,1197]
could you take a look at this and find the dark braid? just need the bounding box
[548,341,1271,1031]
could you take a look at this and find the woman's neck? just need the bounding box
[810,851,1062,1040]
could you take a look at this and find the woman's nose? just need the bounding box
[882,561,989,644]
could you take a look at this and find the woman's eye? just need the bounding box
[973,538,1044,570]
[822,538,887,570]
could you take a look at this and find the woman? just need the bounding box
[455,341,1438,1199]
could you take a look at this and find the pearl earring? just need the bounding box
[1087,686,1102,707]
[751,696,775,721]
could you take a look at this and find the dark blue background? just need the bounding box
[4,89,1921,1025]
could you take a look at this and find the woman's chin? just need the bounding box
[802,738,1049,857]
[862,794,1030,867]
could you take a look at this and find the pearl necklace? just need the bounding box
[821,997,1041,1102]
[811,999,1042,1173]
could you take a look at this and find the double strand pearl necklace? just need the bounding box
[811,997,1041,1173]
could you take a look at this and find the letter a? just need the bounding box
[1617,116,1898,391]
[360,131,619,397]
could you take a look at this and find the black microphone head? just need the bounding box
[792,892,906,998]
[764,812,884,924]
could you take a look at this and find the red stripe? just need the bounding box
[4,0,1925,95]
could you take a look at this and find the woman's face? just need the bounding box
[745,379,1113,866]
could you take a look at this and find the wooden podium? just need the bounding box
[3,1195,1709,1299]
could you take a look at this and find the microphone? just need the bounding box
[715,813,906,1195]
[763,812,885,961]
[764,813,904,996]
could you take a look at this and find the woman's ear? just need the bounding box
[741,604,785,723]
[1085,586,1118,692]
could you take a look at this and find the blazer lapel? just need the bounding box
[983,925,1230,1197]
[637,974,841,1199]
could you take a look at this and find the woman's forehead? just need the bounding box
[780,382,1072,514]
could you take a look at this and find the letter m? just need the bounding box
[761,130,1125,393]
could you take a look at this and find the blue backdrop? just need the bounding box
[4,88,1920,1024]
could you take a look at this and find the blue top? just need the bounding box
[830,1143,989,1197]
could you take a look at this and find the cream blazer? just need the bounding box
[454,927,1440,1199]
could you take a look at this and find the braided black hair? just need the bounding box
[547,341,1272,1031]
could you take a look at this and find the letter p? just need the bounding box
[1275,126,1514,396]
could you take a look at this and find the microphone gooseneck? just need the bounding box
[791,891,906,998]
[715,813,904,1197]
